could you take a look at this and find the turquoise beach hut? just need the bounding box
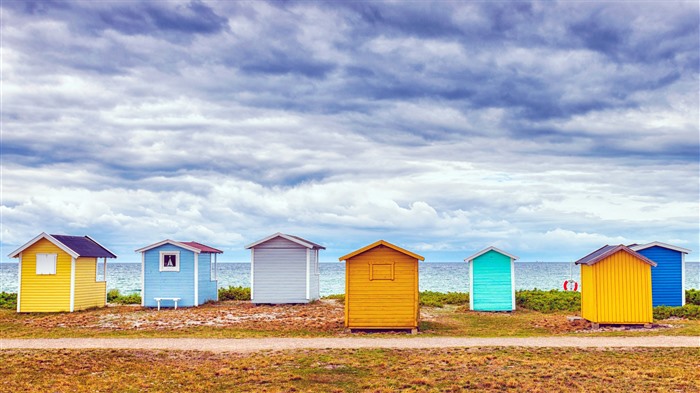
[465,246,518,311]
[136,240,222,309]
[630,242,690,307]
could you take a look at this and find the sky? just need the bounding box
[1,0,698,263]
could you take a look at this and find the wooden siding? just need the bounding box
[636,246,683,307]
[252,246,307,303]
[73,257,106,310]
[198,253,217,304]
[309,249,320,301]
[471,250,514,311]
[346,245,418,329]
[143,244,196,307]
[580,251,653,324]
[18,238,72,312]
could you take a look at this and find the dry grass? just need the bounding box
[1,300,699,338]
[1,347,698,392]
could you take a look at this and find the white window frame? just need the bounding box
[159,251,180,272]
[36,253,57,275]
[95,258,107,282]
[210,253,217,281]
[315,249,320,275]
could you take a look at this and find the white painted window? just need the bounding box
[159,251,180,272]
[36,253,57,275]
[210,254,217,281]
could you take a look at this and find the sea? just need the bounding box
[1,262,698,297]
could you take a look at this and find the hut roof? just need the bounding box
[575,245,657,267]
[629,242,690,254]
[338,240,425,261]
[464,246,519,262]
[8,232,117,259]
[135,239,215,254]
[180,241,223,254]
[245,232,325,250]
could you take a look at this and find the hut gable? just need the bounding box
[246,233,324,304]
[630,242,690,307]
[340,240,424,331]
[575,245,657,267]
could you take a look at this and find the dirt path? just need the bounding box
[2,336,698,352]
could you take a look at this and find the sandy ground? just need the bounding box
[1,336,698,352]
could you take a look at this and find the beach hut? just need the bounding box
[575,244,656,325]
[464,246,518,312]
[339,240,424,332]
[245,232,325,304]
[8,232,117,312]
[136,240,222,309]
[630,242,690,307]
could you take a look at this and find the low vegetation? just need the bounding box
[0,292,17,309]
[2,348,698,392]
[218,286,251,301]
[515,289,581,313]
[686,289,700,305]
[653,304,700,320]
[106,289,141,305]
[419,291,470,307]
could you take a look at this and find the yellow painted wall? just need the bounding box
[18,238,71,312]
[581,251,653,324]
[345,245,419,329]
[73,257,106,310]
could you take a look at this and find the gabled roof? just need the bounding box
[135,239,202,254]
[180,241,223,254]
[8,232,117,259]
[245,232,326,250]
[575,245,657,267]
[629,241,690,254]
[338,240,424,261]
[464,246,519,262]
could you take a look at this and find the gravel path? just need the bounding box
[2,336,698,352]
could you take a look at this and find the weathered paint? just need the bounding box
[633,244,687,307]
[17,238,72,312]
[580,249,653,324]
[469,249,515,311]
[342,241,422,330]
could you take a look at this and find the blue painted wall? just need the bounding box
[636,246,683,307]
[198,252,218,303]
[142,244,196,308]
[471,250,514,311]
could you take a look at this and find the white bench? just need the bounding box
[154,297,181,310]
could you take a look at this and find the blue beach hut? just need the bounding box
[630,242,690,307]
[465,246,518,311]
[136,240,222,309]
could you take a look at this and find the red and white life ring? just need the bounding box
[563,280,578,291]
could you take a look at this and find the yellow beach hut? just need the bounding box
[339,240,424,332]
[575,244,656,325]
[8,232,117,312]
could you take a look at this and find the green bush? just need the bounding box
[686,289,700,306]
[106,289,141,304]
[515,289,581,313]
[420,291,470,308]
[322,294,345,302]
[218,286,251,301]
[0,292,17,309]
[653,304,700,320]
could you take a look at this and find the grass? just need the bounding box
[1,347,698,392]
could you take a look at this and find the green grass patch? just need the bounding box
[218,286,251,301]
[515,289,581,313]
[106,289,141,304]
[654,304,700,320]
[419,291,470,308]
[0,292,17,309]
[686,289,700,306]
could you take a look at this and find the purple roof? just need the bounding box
[575,244,656,267]
[180,241,223,254]
[51,235,117,258]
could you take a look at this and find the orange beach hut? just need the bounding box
[339,240,424,332]
[575,244,656,325]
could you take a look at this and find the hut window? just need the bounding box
[159,251,180,272]
[210,254,217,281]
[369,262,395,281]
[36,253,57,275]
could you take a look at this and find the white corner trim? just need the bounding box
[306,249,310,300]
[17,253,22,312]
[215,254,219,301]
[70,257,76,312]
[468,260,474,311]
[681,253,686,306]
[250,249,255,300]
[194,252,199,306]
[510,259,516,311]
[141,252,145,307]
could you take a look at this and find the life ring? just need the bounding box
[563,280,578,291]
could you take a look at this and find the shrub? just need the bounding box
[420,291,470,308]
[218,286,251,301]
[654,304,700,320]
[0,292,17,309]
[686,289,700,306]
[106,289,141,304]
[515,289,581,313]
[322,294,345,302]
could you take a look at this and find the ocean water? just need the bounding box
[2,262,699,296]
